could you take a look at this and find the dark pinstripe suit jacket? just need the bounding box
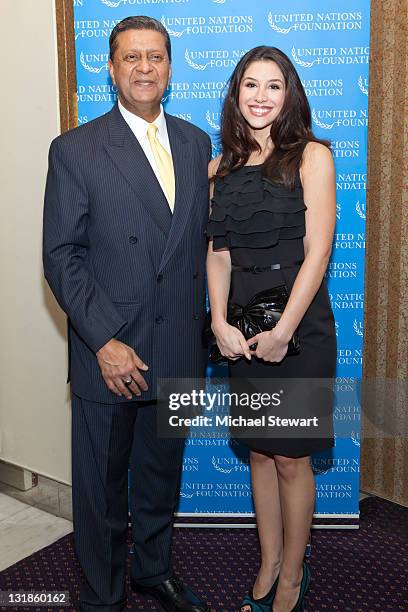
[43,104,211,403]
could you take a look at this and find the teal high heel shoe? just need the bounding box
[290,562,311,612]
[239,574,279,612]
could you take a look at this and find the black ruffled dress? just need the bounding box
[207,165,336,457]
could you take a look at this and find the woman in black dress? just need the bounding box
[206,47,336,612]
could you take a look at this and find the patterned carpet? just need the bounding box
[1,496,407,611]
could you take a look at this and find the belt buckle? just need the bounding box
[250,265,262,274]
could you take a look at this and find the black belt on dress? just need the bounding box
[231,259,304,274]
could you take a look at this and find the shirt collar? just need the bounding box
[118,100,167,141]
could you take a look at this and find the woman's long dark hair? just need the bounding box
[217,46,330,189]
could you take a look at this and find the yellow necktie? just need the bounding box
[146,123,175,212]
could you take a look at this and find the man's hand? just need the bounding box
[96,339,149,400]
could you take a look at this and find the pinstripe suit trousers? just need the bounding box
[72,394,185,611]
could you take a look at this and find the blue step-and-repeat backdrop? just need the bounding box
[73,0,370,519]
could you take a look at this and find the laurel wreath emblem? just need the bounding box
[184,49,207,71]
[100,0,123,7]
[180,491,194,499]
[161,16,187,38]
[211,456,233,473]
[358,76,369,95]
[311,109,334,130]
[353,320,363,337]
[311,463,330,476]
[291,46,316,68]
[213,0,227,4]
[80,51,108,74]
[356,201,366,220]
[351,431,360,446]
[267,12,292,34]
[206,111,221,131]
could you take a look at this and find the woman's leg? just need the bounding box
[272,455,314,612]
[241,450,283,612]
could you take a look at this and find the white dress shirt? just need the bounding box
[118,100,173,209]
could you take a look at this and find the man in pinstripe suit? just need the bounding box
[43,16,210,612]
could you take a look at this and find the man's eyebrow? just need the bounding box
[122,48,165,53]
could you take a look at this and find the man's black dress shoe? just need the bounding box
[131,576,209,612]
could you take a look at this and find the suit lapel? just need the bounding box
[104,105,172,237]
[158,114,195,272]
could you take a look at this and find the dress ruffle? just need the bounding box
[207,165,306,249]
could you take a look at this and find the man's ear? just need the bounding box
[108,59,116,85]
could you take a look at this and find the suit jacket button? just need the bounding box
[129,236,138,244]
[194,313,200,320]
[157,274,163,283]
[155,316,164,324]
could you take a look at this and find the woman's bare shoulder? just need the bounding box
[300,142,334,183]
[302,141,333,168]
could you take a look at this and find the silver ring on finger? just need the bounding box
[123,377,133,387]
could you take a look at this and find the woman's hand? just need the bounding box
[212,320,252,361]
[247,328,289,363]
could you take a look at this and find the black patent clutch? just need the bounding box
[202,285,300,364]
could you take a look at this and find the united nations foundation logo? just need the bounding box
[327,261,358,279]
[211,456,249,474]
[206,110,221,131]
[302,78,343,98]
[180,482,252,498]
[334,232,365,250]
[100,0,190,7]
[312,109,368,130]
[180,490,194,499]
[358,76,369,95]
[291,46,369,67]
[75,19,120,40]
[353,320,364,337]
[183,457,199,472]
[336,202,341,220]
[316,483,353,500]
[185,48,247,71]
[162,81,227,102]
[330,293,364,310]
[332,140,360,159]
[350,431,361,446]
[337,172,366,191]
[161,15,253,37]
[267,11,363,34]
[311,458,333,476]
[79,52,108,74]
[337,348,363,366]
[77,84,117,103]
[356,201,366,220]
